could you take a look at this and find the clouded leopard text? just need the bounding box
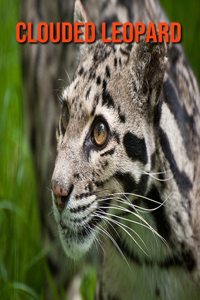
[16,22,181,43]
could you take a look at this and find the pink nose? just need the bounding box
[51,181,68,212]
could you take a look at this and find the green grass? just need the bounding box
[0,0,48,299]
[160,0,200,82]
[0,0,199,299]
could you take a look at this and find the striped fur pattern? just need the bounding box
[52,0,200,299]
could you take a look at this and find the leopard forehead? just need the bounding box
[58,40,154,163]
[63,41,139,120]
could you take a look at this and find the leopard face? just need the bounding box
[51,39,167,259]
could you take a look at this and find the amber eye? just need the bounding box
[61,103,70,131]
[93,120,108,147]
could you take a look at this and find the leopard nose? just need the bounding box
[51,181,73,212]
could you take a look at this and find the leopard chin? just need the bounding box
[52,193,99,258]
[58,226,96,259]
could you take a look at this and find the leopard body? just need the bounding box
[51,1,200,299]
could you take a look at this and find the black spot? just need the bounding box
[100,148,115,157]
[181,244,196,272]
[96,76,101,85]
[89,71,96,80]
[93,52,98,61]
[102,90,115,108]
[123,131,148,164]
[146,185,171,240]
[151,152,156,170]
[110,43,116,53]
[70,201,94,214]
[101,162,106,170]
[119,47,130,63]
[86,87,91,99]
[92,45,111,64]
[88,182,93,193]
[83,216,101,234]
[112,131,120,144]
[159,128,192,195]
[174,211,181,224]
[95,178,109,188]
[159,255,183,269]
[114,57,117,67]
[78,66,84,76]
[115,172,136,193]
[118,106,126,123]
[102,79,107,90]
[158,169,165,181]
[119,57,122,66]
[105,51,110,59]
[132,81,137,93]
[105,161,109,167]
[126,43,133,51]
[105,65,110,78]
[136,174,149,195]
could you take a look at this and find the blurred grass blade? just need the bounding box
[0,200,26,221]
[23,241,57,274]
[45,262,61,300]
[8,282,39,299]
[0,261,8,282]
[0,88,10,135]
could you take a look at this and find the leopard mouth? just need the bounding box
[60,223,92,239]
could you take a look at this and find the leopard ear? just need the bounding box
[74,0,90,28]
[74,0,101,56]
[131,33,167,107]
[74,0,90,56]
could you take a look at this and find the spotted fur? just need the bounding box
[51,0,200,299]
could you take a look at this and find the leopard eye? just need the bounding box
[92,120,108,147]
[61,103,70,131]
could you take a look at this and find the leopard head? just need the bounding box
[51,0,167,259]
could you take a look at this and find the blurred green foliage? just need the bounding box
[0,0,199,299]
[0,0,64,298]
[160,0,200,82]
[0,0,47,298]
[80,266,97,300]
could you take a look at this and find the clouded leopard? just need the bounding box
[51,0,200,299]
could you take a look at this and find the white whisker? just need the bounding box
[96,204,168,247]
[142,170,174,182]
[96,224,131,269]
[94,211,149,256]
[64,67,71,83]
